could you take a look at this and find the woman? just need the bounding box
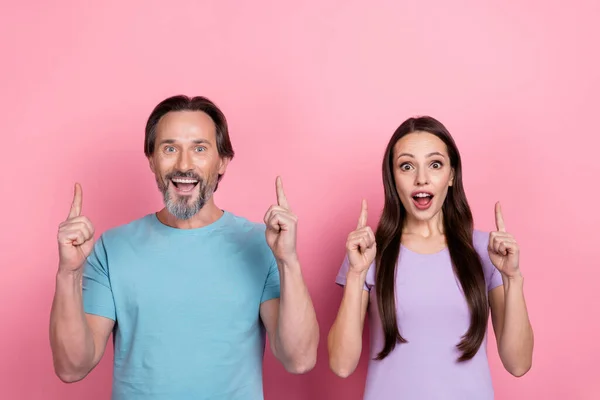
[328,116,534,399]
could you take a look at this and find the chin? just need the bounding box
[410,211,436,222]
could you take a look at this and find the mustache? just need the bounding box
[165,171,203,181]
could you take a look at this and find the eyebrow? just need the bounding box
[158,139,212,146]
[397,151,445,159]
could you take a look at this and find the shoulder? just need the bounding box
[83,215,154,268]
[472,229,492,265]
[472,229,503,289]
[99,214,155,244]
[224,212,278,274]
[224,211,266,232]
[472,229,490,254]
[222,211,274,257]
[223,211,268,241]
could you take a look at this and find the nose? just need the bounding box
[415,167,429,186]
[176,150,192,171]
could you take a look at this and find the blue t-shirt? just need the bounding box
[82,211,281,400]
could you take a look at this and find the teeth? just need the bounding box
[172,178,198,183]
[414,193,431,198]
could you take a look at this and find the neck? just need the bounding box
[403,209,445,238]
[156,198,223,229]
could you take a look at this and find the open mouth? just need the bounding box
[171,177,199,194]
[411,191,433,210]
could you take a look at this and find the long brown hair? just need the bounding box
[374,116,488,362]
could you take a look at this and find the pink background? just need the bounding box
[1,1,599,399]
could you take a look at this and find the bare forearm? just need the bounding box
[328,271,366,378]
[499,274,534,376]
[50,270,95,382]
[274,259,319,373]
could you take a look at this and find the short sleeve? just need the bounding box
[473,230,504,292]
[487,265,503,291]
[260,256,281,303]
[82,236,116,321]
[334,254,375,292]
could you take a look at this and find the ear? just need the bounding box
[218,157,231,176]
[449,168,455,187]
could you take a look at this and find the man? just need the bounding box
[50,95,319,400]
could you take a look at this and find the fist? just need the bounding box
[57,183,95,272]
[346,199,376,273]
[264,177,298,264]
[488,202,520,278]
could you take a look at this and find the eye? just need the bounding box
[431,161,443,169]
[164,146,176,153]
[399,163,413,171]
[194,146,206,152]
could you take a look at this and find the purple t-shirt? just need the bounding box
[335,230,503,400]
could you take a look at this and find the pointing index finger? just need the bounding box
[495,201,506,232]
[357,199,368,229]
[276,176,290,209]
[68,183,83,220]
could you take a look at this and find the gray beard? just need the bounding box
[157,176,215,220]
